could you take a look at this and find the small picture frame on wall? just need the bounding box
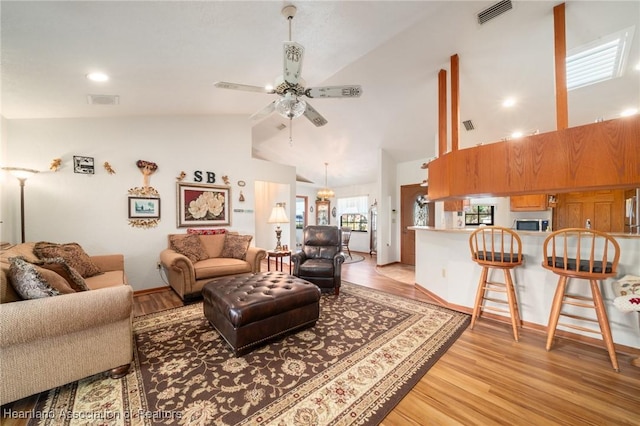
[73,156,95,174]
[128,197,161,219]
[177,182,230,227]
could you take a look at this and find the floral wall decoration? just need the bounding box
[177,182,230,227]
[104,161,116,174]
[128,159,161,229]
[50,158,62,172]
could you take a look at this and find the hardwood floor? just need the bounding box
[3,253,639,425]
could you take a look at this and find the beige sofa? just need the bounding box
[160,232,266,301]
[0,243,133,406]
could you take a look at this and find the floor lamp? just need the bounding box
[2,167,39,243]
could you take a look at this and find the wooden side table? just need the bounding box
[267,250,292,274]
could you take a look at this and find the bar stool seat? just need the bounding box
[542,228,621,371]
[469,226,523,341]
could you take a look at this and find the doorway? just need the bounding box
[295,196,308,249]
[400,184,434,265]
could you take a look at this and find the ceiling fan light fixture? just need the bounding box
[275,92,306,119]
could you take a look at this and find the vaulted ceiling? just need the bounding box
[2,1,638,187]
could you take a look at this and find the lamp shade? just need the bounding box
[2,167,39,180]
[268,206,289,224]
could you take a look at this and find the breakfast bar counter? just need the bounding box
[409,226,640,350]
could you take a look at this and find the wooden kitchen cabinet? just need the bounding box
[510,194,548,211]
[553,190,624,232]
[444,200,463,211]
[425,116,640,201]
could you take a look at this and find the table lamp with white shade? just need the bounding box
[267,204,289,251]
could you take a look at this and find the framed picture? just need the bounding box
[128,197,161,219]
[177,182,230,227]
[73,156,95,174]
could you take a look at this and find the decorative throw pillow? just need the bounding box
[220,234,253,260]
[38,257,89,292]
[187,228,227,235]
[8,257,62,299]
[169,234,209,263]
[33,242,102,278]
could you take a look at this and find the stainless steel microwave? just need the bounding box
[515,219,549,231]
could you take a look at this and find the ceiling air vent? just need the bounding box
[462,120,475,131]
[87,94,120,105]
[477,0,513,25]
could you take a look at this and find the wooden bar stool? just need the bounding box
[469,226,523,341]
[542,228,621,371]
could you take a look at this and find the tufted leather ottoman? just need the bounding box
[202,271,321,356]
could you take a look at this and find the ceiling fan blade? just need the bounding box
[249,101,276,122]
[214,81,274,94]
[305,85,362,99]
[283,42,304,85]
[303,102,328,127]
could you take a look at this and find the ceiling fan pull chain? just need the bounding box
[289,118,294,146]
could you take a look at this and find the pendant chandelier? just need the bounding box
[317,162,335,200]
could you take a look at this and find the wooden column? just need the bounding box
[438,69,447,156]
[554,3,568,130]
[450,54,460,152]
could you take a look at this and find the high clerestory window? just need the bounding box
[566,26,635,91]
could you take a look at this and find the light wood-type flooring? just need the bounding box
[3,253,639,425]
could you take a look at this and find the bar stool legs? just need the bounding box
[590,280,619,372]
[504,267,522,341]
[545,276,619,372]
[545,276,568,351]
[470,267,489,329]
[470,266,522,342]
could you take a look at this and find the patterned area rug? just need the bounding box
[31,282,469,426]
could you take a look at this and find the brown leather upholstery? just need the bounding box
[291,226,345,295]
[202,272,321,356]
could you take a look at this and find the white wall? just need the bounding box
[377,149,398,265]
[1,115,296,291]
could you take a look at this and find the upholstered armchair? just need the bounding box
[291,226,345,295]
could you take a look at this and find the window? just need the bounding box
[566,26,635,91]
[340,213,368,231]
[464,205,495,226]
[337,196,369,232]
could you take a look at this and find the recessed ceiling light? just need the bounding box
[635,62,640,71]
[511,131,523,139]
[502,98,516,108]
[86,72,109,82]
[265,84,274,92]
[620,107,638,117]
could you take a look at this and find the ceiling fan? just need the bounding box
[214,4,362,128]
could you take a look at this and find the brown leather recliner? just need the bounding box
[291,226,345,295]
